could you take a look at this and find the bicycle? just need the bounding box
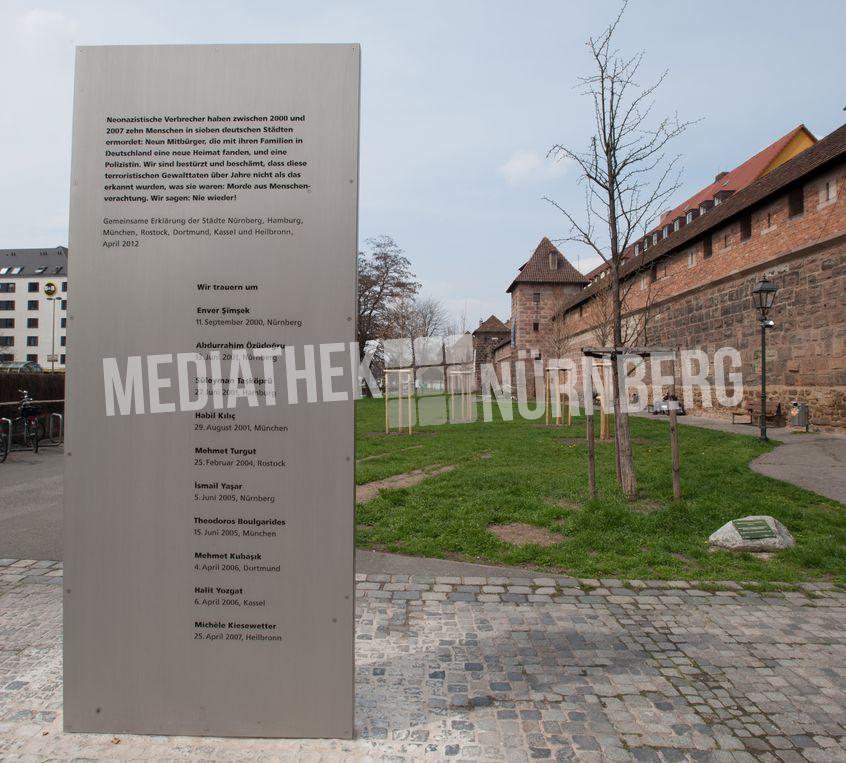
[9,390,43,455]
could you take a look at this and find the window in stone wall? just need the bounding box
[788,186,804,217]
[740,213,752,241]
[532,292,540,304]
[532,321,539,332]
[819,177,837,206]
[703,237,712,259]
[687,250,696,268]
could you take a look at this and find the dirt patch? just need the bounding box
[556,437,584,446]
[366,430,437,438]
[478,451,493,460]
[633,499,663,514]
[357,445,423,463]
[356,464,455,503]
[632,437,653,445]
[488,523,568,547]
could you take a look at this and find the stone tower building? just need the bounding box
[471,314,510,390]
[505,237,588,398]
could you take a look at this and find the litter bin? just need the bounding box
[790,400,809,431]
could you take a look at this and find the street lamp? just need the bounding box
[751,276,778,441]
[48,297,57,373]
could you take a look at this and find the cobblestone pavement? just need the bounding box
[2,560,846,761]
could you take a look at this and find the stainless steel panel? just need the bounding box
[64,44,359,738]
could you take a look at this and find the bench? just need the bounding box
[731,399,782,425]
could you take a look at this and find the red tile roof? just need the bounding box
[656,124,814,227]
[585,124,816,283]
[473,314,510,334]
[560,121,846,315]
[507,237,587,293]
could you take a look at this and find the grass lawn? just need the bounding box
[355,397,846,584]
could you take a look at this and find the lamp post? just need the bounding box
[751,276,778,441]
[49,297,57,373]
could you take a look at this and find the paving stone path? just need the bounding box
[2,559,846,761]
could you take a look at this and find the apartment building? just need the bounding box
[0,247,68,370]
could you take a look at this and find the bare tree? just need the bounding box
[585,268,664,348]
[410,296,450,338]
[383,295,449,340]
[357,235,420,353]
[549,307,577,360]
[544,2,692,499]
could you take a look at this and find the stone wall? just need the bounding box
[551,159,846,430]
[542,239,846,430]
[645,239,846,429]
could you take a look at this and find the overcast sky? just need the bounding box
[1,0,843,324]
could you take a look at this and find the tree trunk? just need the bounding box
[610,262,638,500]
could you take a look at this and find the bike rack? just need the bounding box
[0,418,10,457]
[48,413,64,445]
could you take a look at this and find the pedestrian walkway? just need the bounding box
[2,560,845,761]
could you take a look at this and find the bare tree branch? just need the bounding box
[541,1,693,499]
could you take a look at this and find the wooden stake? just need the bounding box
[407,371,413,435]
[669,406,681,500]
[587,414,596,498]
[555,370,562,426]
[669,355,681,499]
[545,369,550,426]
[397,375,402,432]
[384,377,389,434]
